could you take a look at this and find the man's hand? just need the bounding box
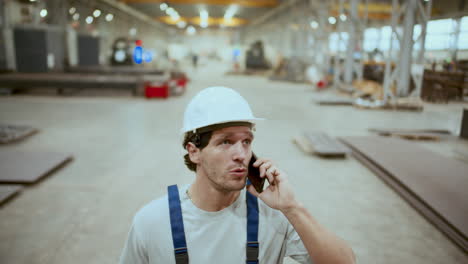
[247,158,300,213]
[247,157,356,264]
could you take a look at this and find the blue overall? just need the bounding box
[168,184,260,264]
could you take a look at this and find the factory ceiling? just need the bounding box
[119,0,283,28]
[117,0,468,29]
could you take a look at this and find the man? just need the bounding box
[119,87,355,264]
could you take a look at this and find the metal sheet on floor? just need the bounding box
[0,184,22,205]
[0,151,72,184]
[0,73,141,91]
[340,136,468,252]
[0,124,38,144]
[66,65,164,75]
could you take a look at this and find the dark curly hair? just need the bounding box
[182,130,213,171]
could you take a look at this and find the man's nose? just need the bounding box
[232,141,247,161]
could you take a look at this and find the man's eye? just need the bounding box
[243,140,251,145]
[222,140,231,144]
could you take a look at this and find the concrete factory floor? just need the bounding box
[0,61,467,264]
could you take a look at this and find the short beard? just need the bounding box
[203,165,246,193]
[208,173,246,193]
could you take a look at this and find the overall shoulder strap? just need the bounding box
[246,190,260,264]
[168,185,189,264]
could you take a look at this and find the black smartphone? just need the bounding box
[248,152,265,193]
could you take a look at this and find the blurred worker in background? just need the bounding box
[192,53,198,68]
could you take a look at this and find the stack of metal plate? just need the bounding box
[340,136,468,252]
[0,124,38,144]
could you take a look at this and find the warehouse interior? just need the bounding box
[0,0,467,263]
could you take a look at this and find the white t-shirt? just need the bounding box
[119,184,313,264]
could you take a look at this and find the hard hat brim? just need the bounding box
[180,117,265,134]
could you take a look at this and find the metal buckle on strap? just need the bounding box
[174,247,189,263]
[246,241,259,262]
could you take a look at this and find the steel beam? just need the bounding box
[248,0,300,28]
[313,0,331,79]
[1,1,16,70]
[333,0,345,88]
[46,0,68,26]
[383,0,432,99]
[450,17,461,62]
[333,0,366,88]
[344,0,359,83]
[397,0,416,96]
[99,0,168,32]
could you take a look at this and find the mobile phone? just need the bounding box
[247,152,265,193]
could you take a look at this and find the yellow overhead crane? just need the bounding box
[158,16,247,27]
[120,0,279,8]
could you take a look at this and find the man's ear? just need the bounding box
[186,142,201,164]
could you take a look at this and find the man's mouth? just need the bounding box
[229,167,246,175]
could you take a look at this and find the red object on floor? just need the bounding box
[145,82,169,98]
[176,78,187,87]
[317,80,326,89]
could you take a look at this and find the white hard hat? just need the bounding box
[181,86,264,134]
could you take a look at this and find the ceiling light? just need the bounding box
[105,14,113,22]
[200,10,208,20]
[170,11,180,21]
[310,21,318,29]
[160,3,168,11]
[85,16,93,24]
[166,7,175,15]
[73,13,80,21]
[200,10,209,28]
[177,21,187,28]
[69,7,76,15]
[328,17,336,24]
[93,9,101,18]
[340,14,347,21]
[40,9,48,18]
[224,5,238,20]
[129,28,137,36]
[29,0,37,2]
[187,26,196,35]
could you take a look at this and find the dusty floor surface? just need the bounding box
[1,61,467,264]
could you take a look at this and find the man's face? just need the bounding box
[197,126,254,192]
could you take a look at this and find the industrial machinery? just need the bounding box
[245,41,270,70]
[111,37,133,66]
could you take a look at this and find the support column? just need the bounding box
[2,0,16,70]
[333,0,345,87]
[343,0,366,84]
[344,0,359,83]
[397,0,417,96]
[383,0,432,99]
[450,17,461,62]
[313,0,331,79]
